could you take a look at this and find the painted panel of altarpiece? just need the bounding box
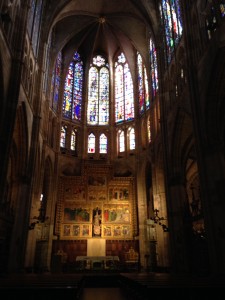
[56,164,136,240]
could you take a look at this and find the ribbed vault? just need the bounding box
[43,0,158,68]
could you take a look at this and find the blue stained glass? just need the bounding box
[50,51,62,112]
[72,61,83,120]
[172,0,183,43]
[150,38,158,98]
[220,2,225,17]
[88,67,99,124]
[162,0,174,63]
[63,51,83,121]
[63,63,74,119]
[161,0,183,64]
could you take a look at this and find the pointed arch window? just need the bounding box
[63,52,83,121]
[60,125,67,148]
[71,129,77,151]
[99,133,107,154]
[115,53,134,123]
[50,51,62,112]
[128,127,135,150]
[220,1,225,17]
[147,117,151,143]
[118,130,125,152]
[87,55,109,125]
[137,52,149,114]
[205,5,218,40]
[43,32,52,93]
[160,0,183,64]
[28,0,36,37]
[27,0,43,55]
[88,133,95,153]
[149,39,159,98]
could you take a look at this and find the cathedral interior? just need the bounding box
[1,0,225,297]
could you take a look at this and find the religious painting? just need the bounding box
[64,207,90,222]
[113,226,122,237]
[103,205,130,223]
[64,185,85,201]
[82,224,90,237]
[103,226,112,237]
[109,187,129,200]
[88,175,106,186]
[122,225,130,237]
[72,225,80,237]
[88,190,107,201]
[63,225,71,236]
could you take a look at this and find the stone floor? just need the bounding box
[0,272,225,300]
[79,288,127,300]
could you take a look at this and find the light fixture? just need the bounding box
[150,209,169,232]
[99,16,106,24]
[28,194,48,230]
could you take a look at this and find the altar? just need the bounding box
[75,256,120,270]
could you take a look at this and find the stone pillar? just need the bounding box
[167,180,190,273]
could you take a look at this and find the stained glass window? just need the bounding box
[60,126,67,148]
[88,133,95,153]
[220,1,225,17]
[149,39,159,98]
[119,130,125,152]
[205,4,218,40]
[87,55,109,125]
[27,0,36,37]
[27,0,43,55]
[210,6,217,35]
[50,51,62,112]
[43,32,52,93]
[63,52,83,121]
[160,0,183,64]
[144,68,150,109]
[71,129,77,151]
[99,133,107,154]
[205,18,211,40]
[137,52,149,114]
[129,127,135,150]
[147,118,151,143]
[115,53,134,123]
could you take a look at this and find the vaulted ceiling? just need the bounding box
[42,0,159,69]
